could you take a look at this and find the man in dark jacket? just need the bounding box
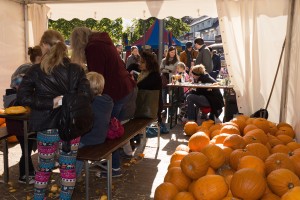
[179,42,198,73]
[194,38,213,73]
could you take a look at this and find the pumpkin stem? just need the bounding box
[288,182,294,189]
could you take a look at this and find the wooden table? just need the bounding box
[0,112,33,185]
[166,82,234,128]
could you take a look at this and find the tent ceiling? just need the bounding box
[22,0,217,20]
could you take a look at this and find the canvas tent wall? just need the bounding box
[0,0,299,139]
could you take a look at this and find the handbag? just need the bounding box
[107,117,124,140]
[134,89,160,119]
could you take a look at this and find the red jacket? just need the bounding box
[86,32,136,101]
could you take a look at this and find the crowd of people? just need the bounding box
[3,26,224,199]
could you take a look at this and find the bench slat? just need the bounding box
[77,118,154,161]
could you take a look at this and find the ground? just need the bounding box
[0,122,188,200]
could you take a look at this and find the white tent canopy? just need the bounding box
[1,0,299,139]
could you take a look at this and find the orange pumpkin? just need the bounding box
[195,126,210,137]
[267,169,300,197]
[0,118,5,125]
[213,133,231,144]
[154,182,179,200]
[223,134,246,150]
[230,118,246,132]
[175,144,190,152]
[288,148,300,177]
[267,133,284,147]
[268,122,279,135]
[237,155,265,176]
[229,149,252,170]
[281,186,300,200]
[192,175,228,200]
[244,128,268,144]
[260,192,281,200]
[180,152,209,180]
[201,119,214,129]
[252,118,270,134]
[231,168,266,200]
[168,160,181,170]
[209,123,222,133]
[277,122,293,129]
[210,129,221,139]
[276,127,295,139]
[286,142,300,151]
[170,150,189,163]
[245,143,270,161]
[188,181,196,194]
[276,134,294,145]
[188,132,210,152]
[184,121,198,136]
[201,144,226,169]
[216,144,233,164]
[245,117,255,124]
[265,153,295,175]
[220,124,240,135]
[235,114,249,122]
[164,167,192,191]
[173,191,195,200]
[271,144,291,154]
[243,124,258,135]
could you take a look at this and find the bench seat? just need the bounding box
[77,118,159,200]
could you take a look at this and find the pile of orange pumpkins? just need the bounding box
[154,115,300,200]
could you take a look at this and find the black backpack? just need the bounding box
[58,65,93,151]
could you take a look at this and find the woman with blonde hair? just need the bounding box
[17,29,91,200]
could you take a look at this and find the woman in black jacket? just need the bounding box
[17,30,91,200]
[186,64,224,121]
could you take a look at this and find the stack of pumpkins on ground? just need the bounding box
[154,115,300,200]
[0,117,18,143]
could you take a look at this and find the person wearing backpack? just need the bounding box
[17,30,91,200]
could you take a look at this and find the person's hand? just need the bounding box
[53,95,63,109]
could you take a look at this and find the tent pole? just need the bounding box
[158,19,164,65]
[279,0,296,122]
[24,0,29,61]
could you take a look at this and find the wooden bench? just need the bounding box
[0,127,9,183]
[77,118,160,200]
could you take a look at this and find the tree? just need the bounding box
[48,18,123,43]
[125,17,190,44]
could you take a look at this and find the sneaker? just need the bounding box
[96,169,123,178]
[18,175,35,185]
[96,163,121,172]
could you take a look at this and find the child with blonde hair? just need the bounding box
[75,72,122,178]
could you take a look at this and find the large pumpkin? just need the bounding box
[188,131,210,152]
[201,144,225,169]
[230,168,266,200]
[286,142,300,151]
[276,135,294,145]
[271,144,291,154]
[244,128,268,144]
[180,152,209,180]
[237,155,265,176]
[275,126,295,138]
[213,133,231,144]
[245,143,270,161]
[288,148,300,177]
[173,192,195,200]
[168,160,181,170]
[220,124,240,135]
[260,192,281,200]
[223,134,246,150]
[184,121,198,136]
[154,182,179,200]
[192,175,228,200]
[281,186,300,200]
[265,153,295,175]
[229,149,252,170]
[216,144,233,164]
[230,118,247,133]
[164,167,192,191]
[252,118,270,134]
[267,168,300,197]
[170,150,189,163]
[243,124,258,135]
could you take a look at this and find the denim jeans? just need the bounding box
[186,93,210,120]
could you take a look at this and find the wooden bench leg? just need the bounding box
[2,139,9,183]
[107,154,112,200]
[84,161,89,200]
